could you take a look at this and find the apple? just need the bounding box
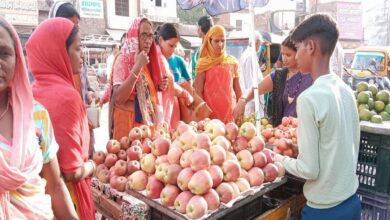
[192,133,211,150]
[274,161,286,177]
[248,167,264,187]
[180,149,194,168]
[140,125,151,139]
[116,176,127,192]
[160,184,180,206]
[203,188,220,210]
[283,149,294,157]
[197,119,207,131]
[174,191,193,214]
[263,163,279,182]
[189,149,211,171]
[117,149,127,161]
[142,138,152,154]
[176,123,191,136]
[235,177,250,192]
[233,136,248,153]
[240,169,250,182]
[128,127,142,141]
[155,162,169,182]
[209,145,226,166]
[236,149,254,171]
[126,145,142,161]
[151,136,171,156]
[155,155,169,168]
[104,153,118,168]
[225,122,239,142]
[127,160,140,175]
[263,149,275,164]
[92,151,106,165]
[106,139,121,154]
[97,169,110,183]
[253,151,267,168]
[95,164,108,176]
[108,167,116,179]
[179,130,196,150]
[164,164,182,185]
[109,175,119,189]
[177,167,195,191]
[131,139,142,147]
[119,136,131,150]
[262,128,273,140]
[167,147,183,164]
[186,196,208,219]
[170,139,182,149]
[291,117,298,127]
[188,170,213,195]
[145,175,164,199]
[239,122,256,140]
[140,153,156,174]
[222,160,241,182]
[216,182,234,204]
[208,165,224,188]
[226,151,238,162]
[127,170,148,191]
[273,146,283,154]
[281,117,291,127]
[114,159,127,176]
[228,182,240,199]
[205,119,226,140]
[247,136,265,153]
[212,136,231,151]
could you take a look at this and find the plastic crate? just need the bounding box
[358,189,390,220]
[356,131,390,195]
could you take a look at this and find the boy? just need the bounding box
[275,14,361,219]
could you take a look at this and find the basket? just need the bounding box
[356,131,390,195]
[358,188,390,220]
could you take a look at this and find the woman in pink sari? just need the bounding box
[194,25,242,123]
[26,18,95,219]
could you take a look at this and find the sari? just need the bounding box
[0,17,52,219]
[111,18,173,140]
[196,25,239,123]
[26,18,94,220]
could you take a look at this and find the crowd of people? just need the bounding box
[0,0,361,218]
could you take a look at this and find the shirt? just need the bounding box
[168,54,192,83]
[191,48,200,79]
[276,73,360,209]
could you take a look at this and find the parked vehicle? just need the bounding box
[350,46,390,78]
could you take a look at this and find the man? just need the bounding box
[191,15,213,79]
[239,31,264,117]
[275,14,361,219]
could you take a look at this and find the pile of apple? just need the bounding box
[261,116,299,158]
[93,120,285,219]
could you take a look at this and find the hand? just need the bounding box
[134,51,149,70]
[233,98,246,120]
[180,90,194,107]
[159,76,169,91]
[87,91,99,106]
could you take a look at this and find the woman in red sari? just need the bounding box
[26,18,95,220]
[194,25,242,123]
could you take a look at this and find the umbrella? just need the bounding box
[177,0,268,134]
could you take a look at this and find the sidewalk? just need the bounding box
[93,104,109,152]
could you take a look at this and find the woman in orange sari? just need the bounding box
[194,25,242,123]
[110,18,176,140]
[26,18,95,219]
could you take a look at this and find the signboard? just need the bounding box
[0,0,38,26]
[79,0,104,19]
[336,2,363,40]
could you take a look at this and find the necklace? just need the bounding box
[286,73,303,104]
[0,98,10,121]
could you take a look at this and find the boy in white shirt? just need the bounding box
[275,14,361,219]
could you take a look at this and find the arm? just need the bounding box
[275,96,320,180]
[174,83,194,106]
[41,157,79,220]
[193,71,205,99]
[233,77,242,102]
[62,160,95,182]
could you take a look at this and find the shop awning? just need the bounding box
[106,29,126,41]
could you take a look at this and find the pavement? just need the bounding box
[93,103,109,152]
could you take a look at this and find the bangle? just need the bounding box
[88,159,96,174]
[239,97,247,102]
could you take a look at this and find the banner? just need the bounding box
[0,0,38,26]
[79,0,104,19]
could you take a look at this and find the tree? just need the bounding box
[177,4,208,25]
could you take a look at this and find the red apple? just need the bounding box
[155,155,169,168]
[209,144,226,166]
[155,162,169,182]
[117,149,127,161]
[174,191,193,214]
[177,167,195,191]
[188,170,213,195]
[274,161,285,177]
[164,164,182,185]
[263,148,275,164]
[186,195,208,219]
[263,163,279,182]
[189,149,211,171]
[160,184,180,206]
[116,176,127,192]
[178,130,196,150]
[97,169,110,183]
[119,136,131,150]
[127,170,148,191]
[176,123,191,136]
[131,139,142,147]
[216,182,234,204]
[126,145,142,161]
[203,188,220,210]
[167,147,183,164]
[235,177,251,192]
[127,160,140,175]
[262,128,274,140]
[142,138,152,154]
[222,160,241,182]
[145,175,164,199]
[225,122,239,142]
[180,149,194,168]
[247,136,265,153]
[226,151,238,162]
[281,117,291,127]
[92,151,106,165]
[253,151,267,168]
[248,167,264,187]
[95,164,108,176]
[229,182,240,199]
[140,125,151,139]
[239,122,257,140]
[192,133,211,150]
[208,165,223,188]
[104,153,118,168]
[236,149,254,171]
[140,153,156,174]
[212,136,231,151]
[114,159,127,176]
[106,139,121,154]
[129,127,142,141]
[109,175,119,189]
[233,136,248,153]
[151,136,171,156]
[240,169,250,182]
[205,119,226,140]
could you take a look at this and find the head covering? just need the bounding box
[48,0,72,18]
[196,25,237,73]
[26,18,94,219]
[0,17,51,219]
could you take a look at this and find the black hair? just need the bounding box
[291,13,339,56]
[198,16,213,35]
[155,23,179,44]
[56,3,81,20]
[281,35,296,52]
[66,25,79,51]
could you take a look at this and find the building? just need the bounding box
[362,0,390,46]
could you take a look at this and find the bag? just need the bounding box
[87,99,101,128]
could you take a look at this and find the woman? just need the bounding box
[110,18,176,140]
[26,18,95,219]
[0,18,77,219]
[194,25,242,123]
[156,23,194,126]
[234,35,313,126]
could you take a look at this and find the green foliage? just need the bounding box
[176,4,208,25]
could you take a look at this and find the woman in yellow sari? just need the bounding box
[194,25,242,123]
